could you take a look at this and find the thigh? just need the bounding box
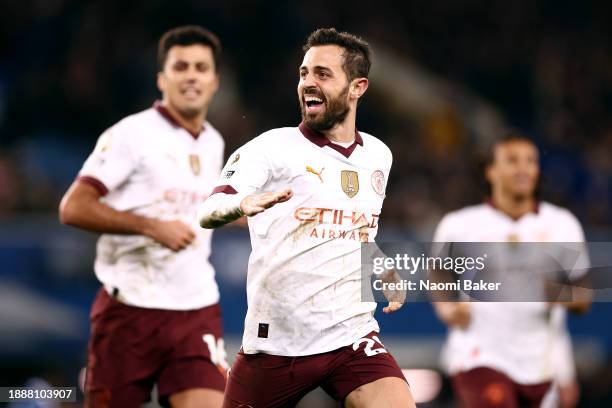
[222,352,320,408]
[321,331,411,405]
[452,367,519,408]
[168,388,224,408]
[85,382,152,408]
[158,304,227,405]
[345,377,414,408]
[85,289,164,407]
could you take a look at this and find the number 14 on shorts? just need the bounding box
[352,335,388,357]
[202,334,229,371]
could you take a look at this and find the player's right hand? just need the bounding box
[240,188,293,216]
[144,219,196,251]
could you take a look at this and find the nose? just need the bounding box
[184,65,200,81]
[301,72,317,88]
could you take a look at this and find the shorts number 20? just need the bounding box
[352,335,388,357]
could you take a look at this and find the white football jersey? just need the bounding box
[433,202,587,384]
[78,103,224,310]
[206,123,391,356]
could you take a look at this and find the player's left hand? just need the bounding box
[240,188,293,216]
[383,301,404,314]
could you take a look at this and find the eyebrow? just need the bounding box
[300,65,333,72]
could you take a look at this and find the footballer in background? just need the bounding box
[432,133,591,408]
[60,26,227,408]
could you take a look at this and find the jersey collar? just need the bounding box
[486,198,540,219]
[298,122,363,158]
[153,101,204,139]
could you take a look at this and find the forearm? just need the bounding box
[198,192,245,229]
[59,181,154,235]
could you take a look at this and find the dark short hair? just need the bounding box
[487,130,538,167]
[303,28,371,81]
[157,25,221,72]
[479,129,540,197]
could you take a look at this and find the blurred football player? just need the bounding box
[60,26,227,408]
[198,28,415,408]
[432,133,590,408]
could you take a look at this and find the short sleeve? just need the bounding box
[78,126,137,195]
[211,139,271,196]
[433,213,457,243]
[558,211,590,281]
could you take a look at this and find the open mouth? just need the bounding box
[181,87,201,99]
[304,95,324,112]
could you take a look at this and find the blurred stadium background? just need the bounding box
[1,0,611,406]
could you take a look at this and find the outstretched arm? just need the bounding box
[198,188,293,229]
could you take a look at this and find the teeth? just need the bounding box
[305,96,323,103]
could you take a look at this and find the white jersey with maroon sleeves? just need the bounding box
[78,104,224,310]
[433,202,587,384]
[208,123,391,356]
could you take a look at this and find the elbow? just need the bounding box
[569,299,591,315]
[198,211,220,229]
[197,206,214,229]
[58,201,73,225]
[198,206,228,229]
[58,197,79,226]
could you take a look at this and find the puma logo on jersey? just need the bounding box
[306,166,325,183]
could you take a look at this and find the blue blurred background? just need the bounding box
[1,0,611,406]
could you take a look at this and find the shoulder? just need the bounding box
[539,202,577,222]
[115,107,161,130]
[105,108,160,142]
[435,204,491,237]
[240,127,299,152]
[203,121,225,147]
[360,132,392,160]
[539,202,584,239]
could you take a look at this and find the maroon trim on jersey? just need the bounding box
[77,175,109,196]
[486,198,540,217]
[153,101,203,139]
[298,122,363,159]
[211,185,238,195]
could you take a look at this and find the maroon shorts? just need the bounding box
[452,367,552,408]
[85,288,226,408]
[222,331,406,408]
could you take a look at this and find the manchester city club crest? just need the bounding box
[341,170,359,198]
[189,154,201,175]
[371,170,385,196]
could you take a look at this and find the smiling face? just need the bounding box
[297,45,357,132]
[157,44,219,119]
[487,139,540,200]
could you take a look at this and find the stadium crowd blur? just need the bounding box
[1,1,610,234]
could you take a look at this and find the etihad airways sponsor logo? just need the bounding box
[163,189,209,205]
[294,207,380,229]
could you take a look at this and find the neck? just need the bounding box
[322,109,357,143]
[491,191,536,220]
[162,98,206,135]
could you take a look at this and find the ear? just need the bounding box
[211,72,220,93]
[350,78,368,100]
[485,164,495,184]
[157,71,166,94]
